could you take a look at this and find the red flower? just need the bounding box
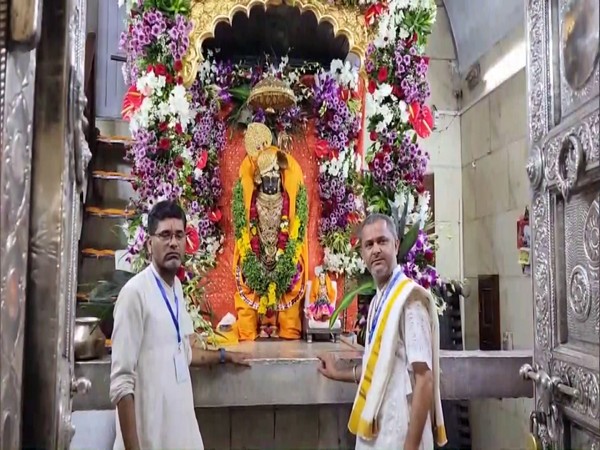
[154,64,167,76]
[408,102,434,138]
[368,79,377,93]
[340,89,351,102]
[251,236,260,254]
[196,150,208,170]
[176,266,186,282]
[158,122,169,132]
[146,64,154,73]
[369,131,378,141]
[424,249,435,263]
[176,76,183,85]
[348,211,362,224]
[265,308,275,319]
[377,66,388,83]
[158,138,170,151]
[365,2,387,26]
[350,236,359,247]
[121,85,143,121]
[277,233,288,249]
[300,74,315,88]
[392,85,403,99]
[174,156,184,169]
[282,192,290,213]
[315,140,331,159]
[175,123,183,134]
[174,60,183,72]
[208,209,222,223]
[406,32,418,47]
[185,225,200,255]
[166,73,174,84]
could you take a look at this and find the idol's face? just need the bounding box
[360,219,399,287]
[261,173,281,195]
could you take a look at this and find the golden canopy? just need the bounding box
[181,0,371,86]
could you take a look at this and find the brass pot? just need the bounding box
[74,317,106,361]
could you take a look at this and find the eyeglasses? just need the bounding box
[153,231,186,242]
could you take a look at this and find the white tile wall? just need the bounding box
[461,65,534,450]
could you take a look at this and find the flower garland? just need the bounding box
[312,61,366,276]
[119,1,226,331]
[232,181,309,316]
[361,0,441,293]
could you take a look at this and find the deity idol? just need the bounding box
[232,122,308,340]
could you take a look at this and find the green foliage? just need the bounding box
[142,0,190,15]
[329,279,376,328]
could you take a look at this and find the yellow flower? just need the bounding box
[250,226,257,236]
[268,282,277,307]
[294,244,302,262]
[290,217,300,240]
[258,296,268,315]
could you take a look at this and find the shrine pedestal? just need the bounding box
[73,341,533,449]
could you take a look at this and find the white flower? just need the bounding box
[130,97,153,133]
[398,100,410,123]
[375,104,393,133]
[328,59,359,90]
[168,84,192,127]
[373,83,393,103]
[136,71,165,97]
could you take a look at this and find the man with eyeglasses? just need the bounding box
[110,200,249,450]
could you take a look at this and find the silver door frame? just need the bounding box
[21,0,90,447]
[0,0,41,447]
[523,0,599,447]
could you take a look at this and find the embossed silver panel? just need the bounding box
[528,0,600,447]
[562,190,600,345]
[0,1,37,447]
[559,0,600,117]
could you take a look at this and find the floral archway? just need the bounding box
[119,0,440,332]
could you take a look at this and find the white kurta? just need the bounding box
[356,280,434,450]
[110,265,204,450]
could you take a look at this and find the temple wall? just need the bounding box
[459,26,535,450]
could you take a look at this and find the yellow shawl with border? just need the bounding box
[348,273,447,446]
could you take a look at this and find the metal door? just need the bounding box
[521,0,599,448]
[0,0,41,447]
[21,0,91,448]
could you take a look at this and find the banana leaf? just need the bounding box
[329,279,376,328]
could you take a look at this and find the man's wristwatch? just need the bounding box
[219,348,227,364]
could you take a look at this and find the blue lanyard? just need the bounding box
[368,269,403,345]
[153,274,180,345]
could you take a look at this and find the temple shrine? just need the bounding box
[1,0,599,448]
